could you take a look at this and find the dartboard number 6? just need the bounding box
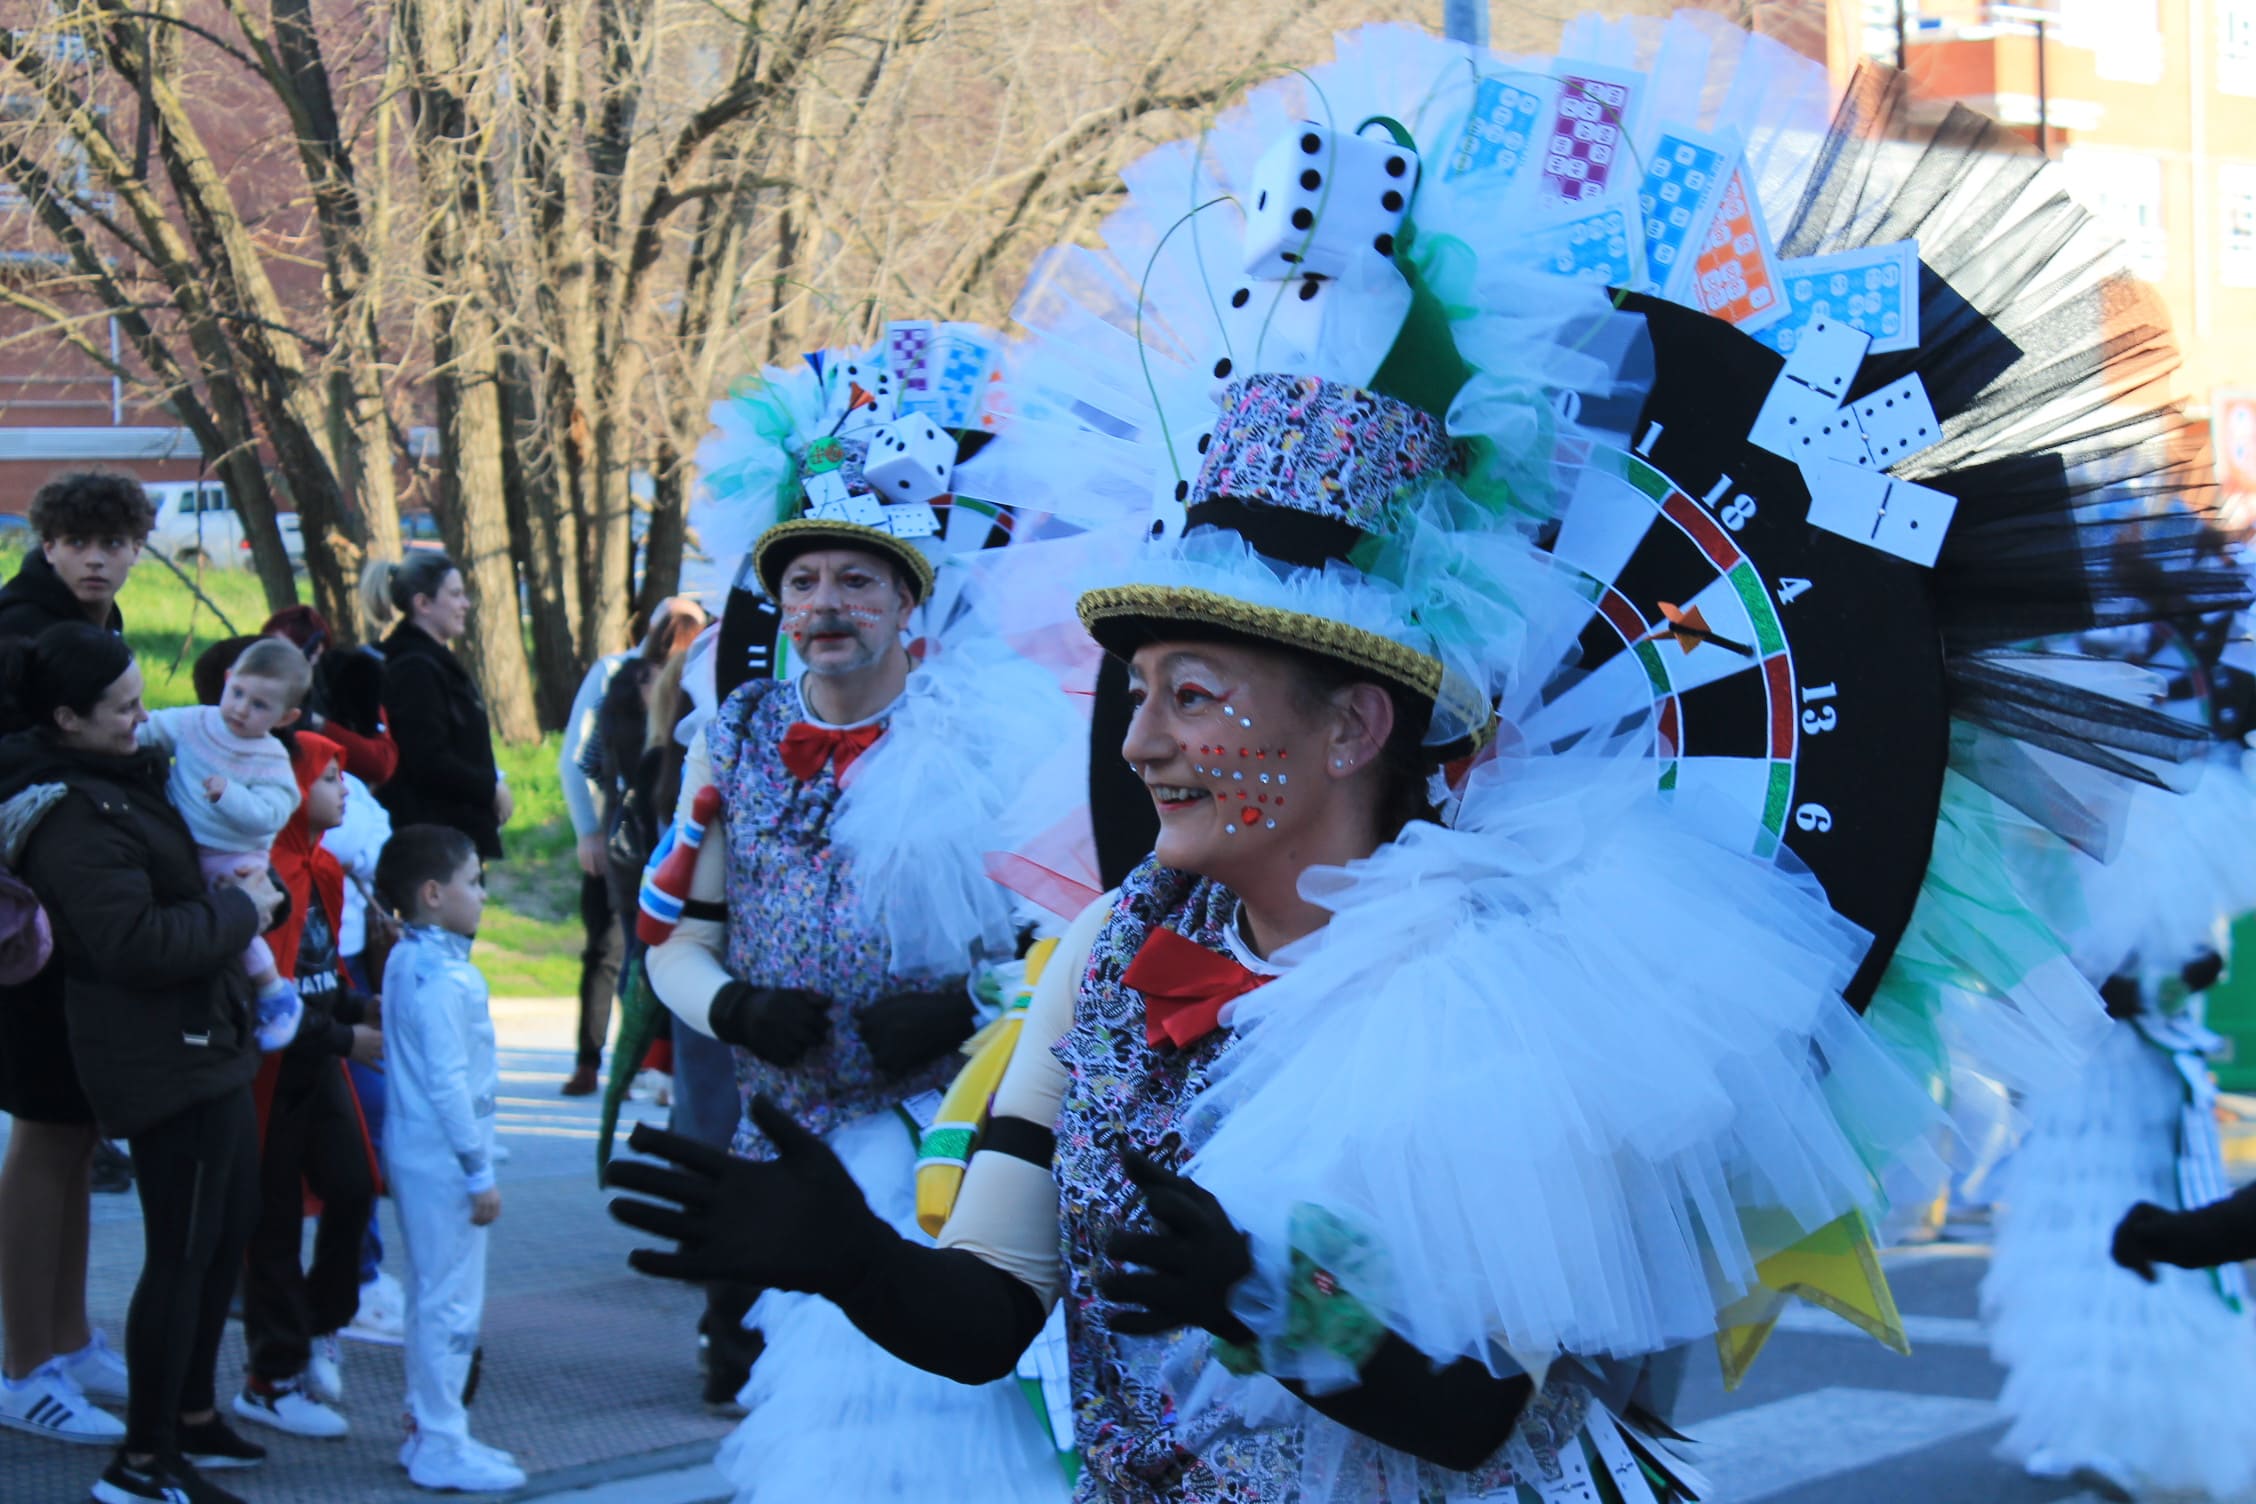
[1795,802,1834,833]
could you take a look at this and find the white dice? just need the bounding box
[860,416,955,506]
[1242,123,1416,281]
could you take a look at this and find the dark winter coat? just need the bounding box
[0,547,120,640]
[0,731,262,1138]
[0,546,126,1123]
[375,623,502,860]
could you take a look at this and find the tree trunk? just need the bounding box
[503,355,581,729]
[403,0,540,745]
[639,434,688,614]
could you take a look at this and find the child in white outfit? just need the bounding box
[138,637,309,1049]
[375,823,524,1494]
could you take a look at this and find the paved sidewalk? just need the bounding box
[1,998,737,1503]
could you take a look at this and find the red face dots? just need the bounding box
[1187,698,1291,836]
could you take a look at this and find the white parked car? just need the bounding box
[144,481,304,569]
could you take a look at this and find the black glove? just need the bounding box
[854,985,976,1075]
[2112,1201,2172,1283]
[2112,1183,2256,1281]
[609,1095,894,1297]
[1096,1150,1254,1341]
[2184,950,2227,995]
[709,982,830,1067]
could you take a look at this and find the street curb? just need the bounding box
[508,1439,726,1501]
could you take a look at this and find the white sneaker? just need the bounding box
[345,1271,406,1346]
[0,1360,124,1444]
[306,1332,344,1404]
[55,1330,128,1403]
[465,1436,520,1467]
[234,1377,349,1439]
[407,1432,526,1492]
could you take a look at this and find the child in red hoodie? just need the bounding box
[231,733,385,1443]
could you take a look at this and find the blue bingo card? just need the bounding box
[1521,203,1644,288]
[1637,130,1732,298]
[1754,240,1922,357]
[1447,75,1546,183]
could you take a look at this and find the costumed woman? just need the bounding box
[635,334,1081,1501]
[614,13,2249,1502]
[1981,614,2256,1502]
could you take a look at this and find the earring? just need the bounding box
[1332,758,1344,769]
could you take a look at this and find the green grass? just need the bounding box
[3,543,590,995]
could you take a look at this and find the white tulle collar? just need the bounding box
[1221,901,1290,980]
[792,678,898,732]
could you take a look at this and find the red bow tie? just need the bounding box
[1122,926,1269,1050]
[779,722,885,783]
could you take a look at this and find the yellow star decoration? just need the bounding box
[1714,1212,1909,1389]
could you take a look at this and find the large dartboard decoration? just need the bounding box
[1532,295,1950,1005]
[1089,294,1955,1007]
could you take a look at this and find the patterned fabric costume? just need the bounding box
[704,678,958,1157]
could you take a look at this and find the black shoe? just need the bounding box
[90,1141,133,1196]
[160,1455,246,1504]
[176,1415,265,1470]
[701,1324,764,1412]
[91,1452,243,1504]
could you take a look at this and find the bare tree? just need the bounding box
[0,0,1659,743]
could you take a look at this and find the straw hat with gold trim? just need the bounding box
[688,333,1022,700]
[1076,369,1472,741]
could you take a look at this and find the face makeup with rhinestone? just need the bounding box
[1184,700,1288,836]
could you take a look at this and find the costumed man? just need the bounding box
[639,339,1077,1501]
[235,732,382,1442]
[612,15,2254,1504]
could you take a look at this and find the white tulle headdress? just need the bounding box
[969,15,2251,1493]
[687,331,1089,979]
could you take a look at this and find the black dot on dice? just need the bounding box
[1300,169,1321,191]
[896,480,910,490]
[1213,358,1233,378]
[1385,156,1407,177]
[1281,252,1302,265]
[1174,481,1190,501]
[1300,132,1321,154]
[1291,208,1313,230]
[1196,433,1211,454]
[1230,288,1250,308]
[1374,233,1395,256]
[1296,281,1320,302]
[1382,190,1404,212]
[1149,520,1166,539]
[1256,190,1267,211]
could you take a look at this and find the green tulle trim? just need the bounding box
[701,374,807,533]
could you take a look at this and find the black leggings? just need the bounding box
[123,1087,260,1456]
[576,871,623,1068]
[244,1064,376,1382]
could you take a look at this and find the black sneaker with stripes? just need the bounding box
[90,1452,246,1504]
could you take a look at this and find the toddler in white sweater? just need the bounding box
[140,637,310,1048]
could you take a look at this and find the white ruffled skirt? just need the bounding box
[1983,1021,2256,1501]
[715,1114,1070,1504]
